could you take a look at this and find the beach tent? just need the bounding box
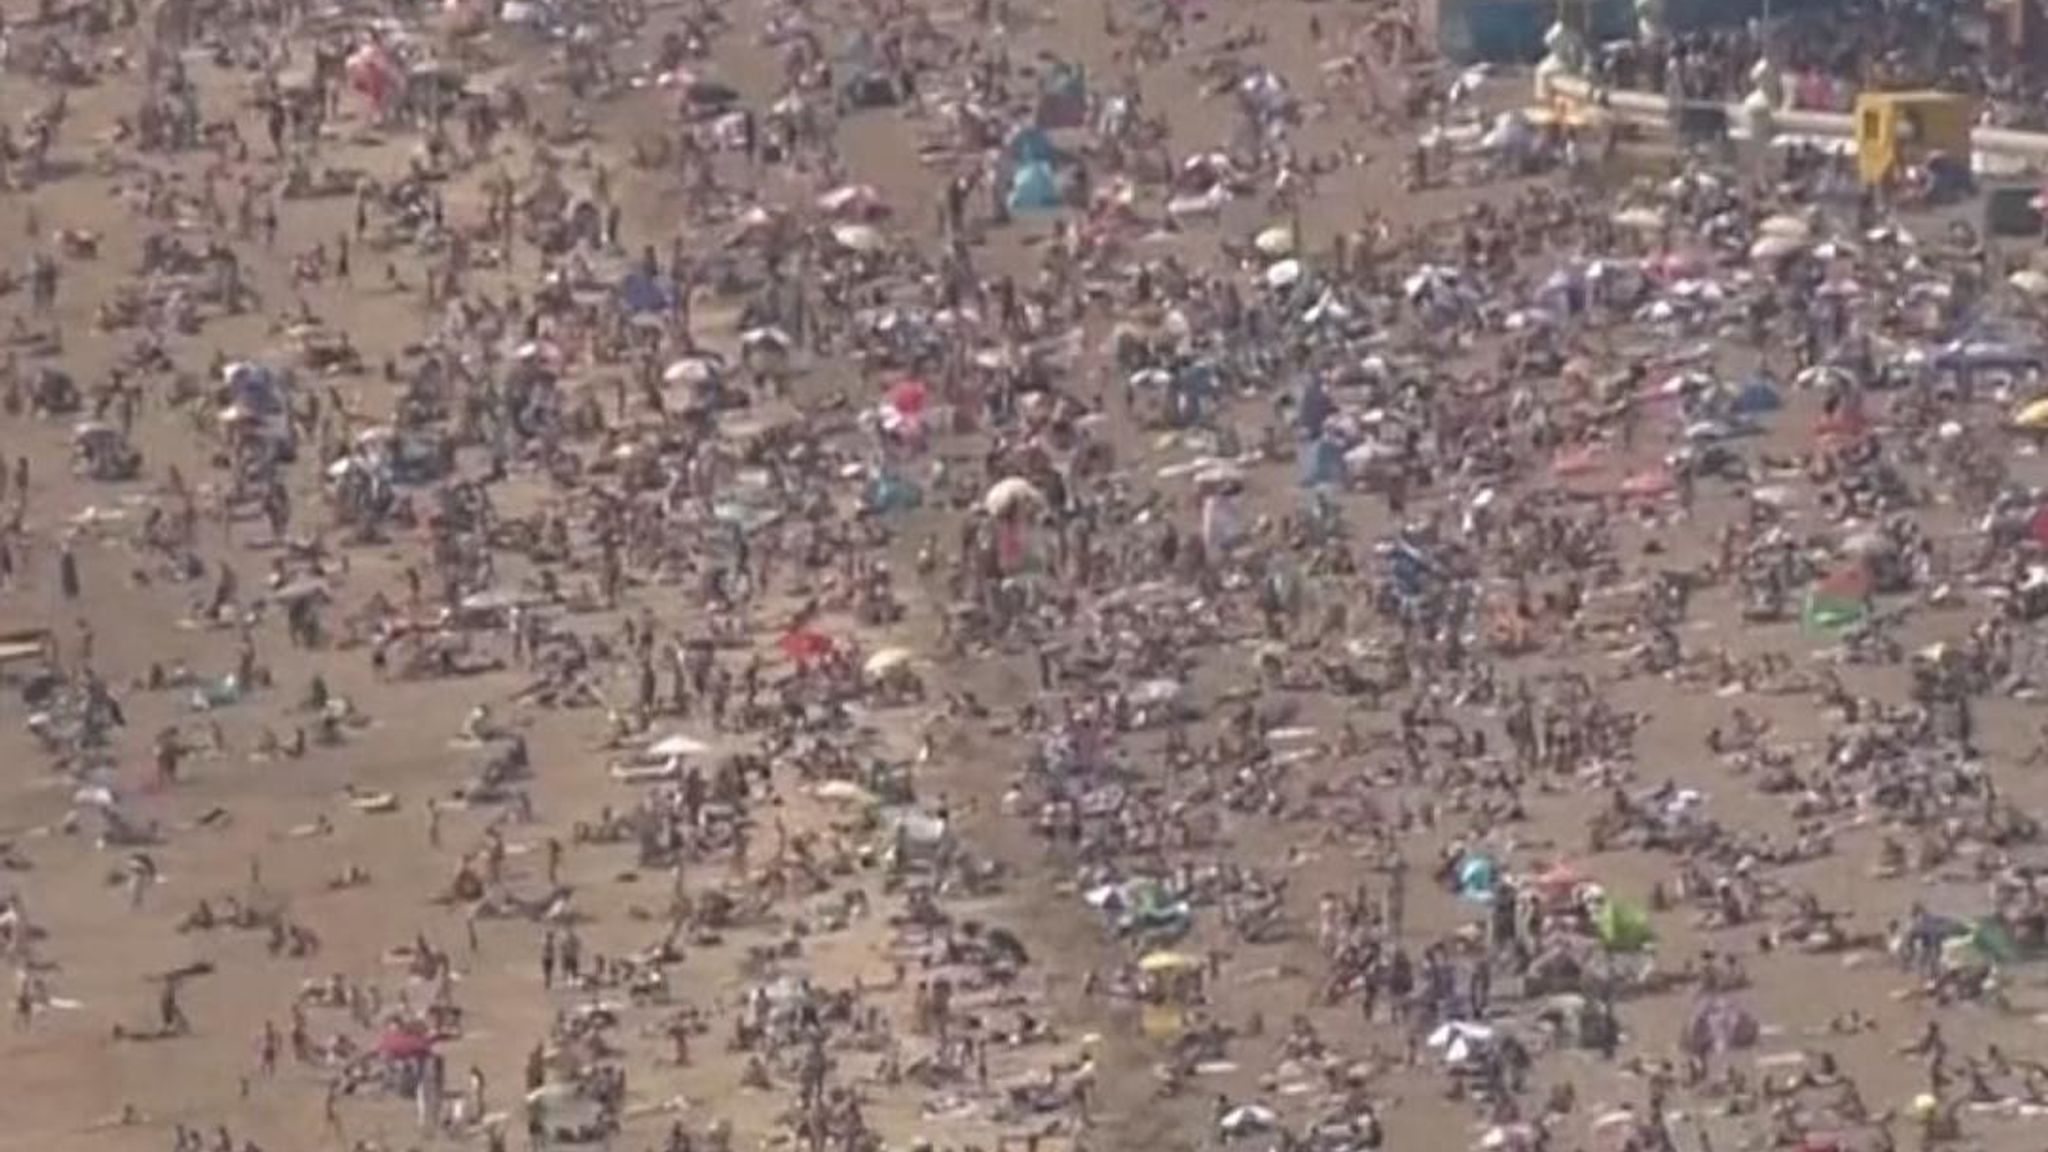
[1297,376,1333,436]
[618,269,673,315]
[1007,160,1060,212]
[1456,853,1499,902]
[1802,562,1871,631]
[1730,376,1782,415]
[1299,437,1346,488]
[1166,360,1218,426]
[1593,896,1654,953]
[1937,916,2032,968]
[1387,540,1436,598]
[1009,125,1056,166]
[863,472,923,515]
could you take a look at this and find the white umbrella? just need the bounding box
[1219,1105,1278,1136]
[663,357,720,386]
[2012,269,2048,298]
[812,779,878,806]
[1757,213,1810,241]
[1426,1020,1496,1049]
[1253,224,1295,257]
[832,224,883,252]
[1264,258,1303,289]
[863,647,916,677]
[1132,678,1183,704]
[1748,234,1804,262]
[1612,207,1664,231]
[817,183,881,217]
[983,476,1044,516]
[646,733,712,757]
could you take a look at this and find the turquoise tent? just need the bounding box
[1007,161,1060,212]
[1456,854,1498,902]
[1009,126,1055,166]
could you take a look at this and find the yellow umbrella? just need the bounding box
[2013,397,2048,429]
[1138,950,1200,973]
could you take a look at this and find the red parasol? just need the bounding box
[1618,467,1675,499]
[376,1028,436,1060]
[778,628,834,665]
[887,378,929,417]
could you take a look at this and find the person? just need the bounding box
[159,980,190,1036]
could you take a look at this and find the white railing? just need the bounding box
[1540,74,2048,165]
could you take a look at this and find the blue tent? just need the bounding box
[1297,377,1334,436]
[1009,126,1055,167]
[1166,360,1217,426]
[1007,160,1060,212]
[619,270,673,315]
[1457,854,1499,902]
[1730,377,1782,416]
[1388,540,1436,597]
[863,472,923,515]
[1299,436,1346,488]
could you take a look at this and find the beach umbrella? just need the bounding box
[1593,896,1654,953]
[2012,269,2048,298]
[1749,234,1804,262]
[832,224,883,252]
[863,647,916,677]
[1426,1021,1496,1064]
[886,377,929,417]
[2014,397,2048,429]
[376,1028,436,1060]
[812,779,879,806]
[1757,213,1810,241]
[1219,1105,1278,1136]
[1132,678,1184,705]
[1530,862,1586,905]
[1802,563,1871,631]
[817,183,883,218]
[1254,224,1295,257]
[983,476,1044,516]
[778,628,835,665]
[1612,207,1663,231]
[646,733,712,758]
[663,356,720,386]
[1264,258,1304,289]
[740,326,792,353]
[1138,950,1200,973]
[1618,468,1675,499]
[1552,445,1604,478]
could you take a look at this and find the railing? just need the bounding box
[1539,74,2048,165]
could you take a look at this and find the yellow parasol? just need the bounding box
[2013,397,2048,429]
